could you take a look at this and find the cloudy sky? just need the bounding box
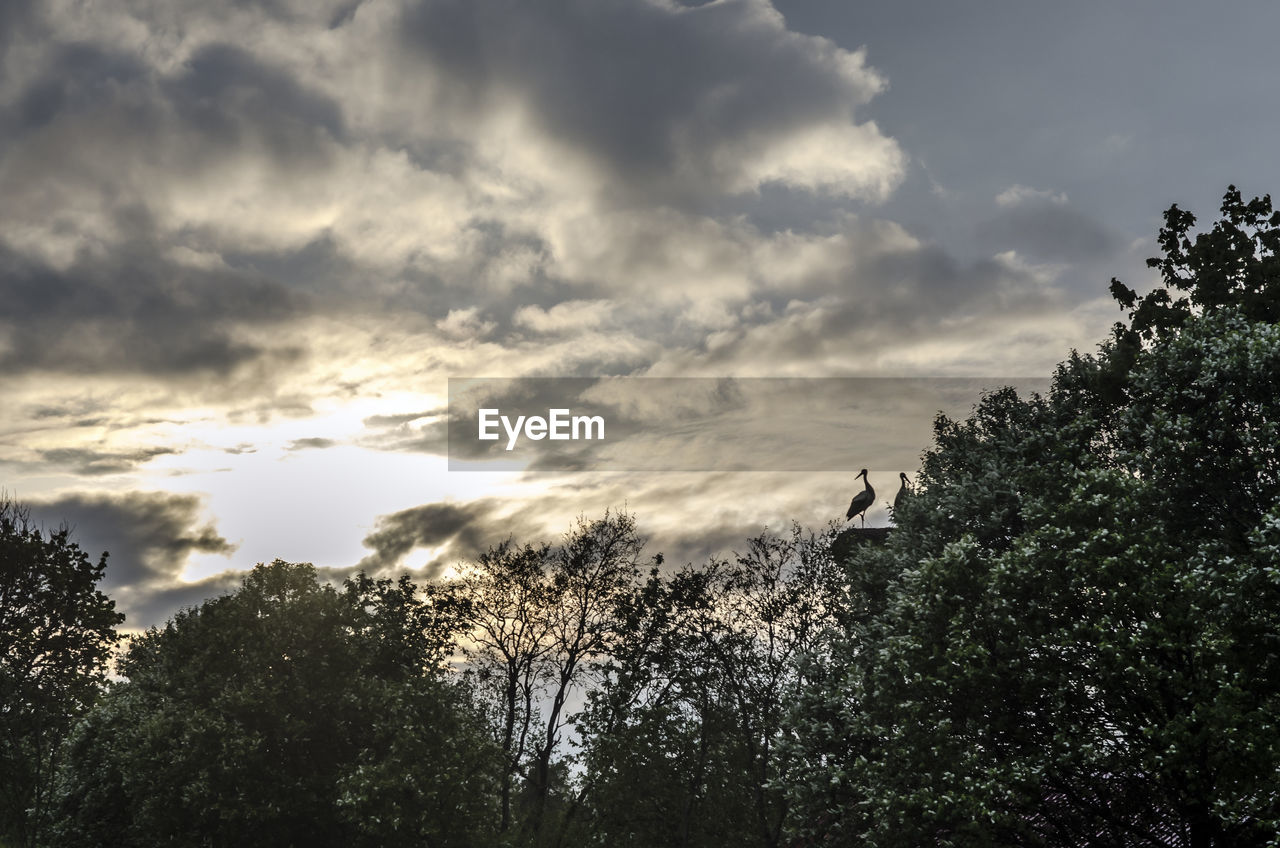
[5,0,1279,627]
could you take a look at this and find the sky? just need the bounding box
[4,0,1280,628]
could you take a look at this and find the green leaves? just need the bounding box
[0,499,123,848]
[45,560,501,848]
[787,191,1280,846]
[1118,186,1280,343]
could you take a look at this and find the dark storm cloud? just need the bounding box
[399,0,892,199]
[0,41,146,173]
[118,571,246,629]
[327,0,365,29]
[675,239,1062,373]
[358,498,545,575]
[0,0,39,59]
[854,244,1054,323]
[163,43,348,147]
[0,38,347,380]
[28,491,235,590]
[222,234,365,299]
[0,241,304,377]
[38,446,179,477]
[6,37,344,154]
[11,43,149,136]
[359,408,450,455]
[286,437,337,451]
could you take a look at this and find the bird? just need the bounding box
[846,468,874,526]
[893,472,911,516]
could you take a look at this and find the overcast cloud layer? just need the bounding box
[4,0,1277,627]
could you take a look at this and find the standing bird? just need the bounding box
[893,472,911,517]
[846,468,874,526]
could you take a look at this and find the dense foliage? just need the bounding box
[786,188,1280,847]
[44,561,500,848]
[0,499,123,848]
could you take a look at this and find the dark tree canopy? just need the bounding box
[1111,186,1280,340]
[572,526,842,848]
[785,191,1280,847]
[0,498,123,848]
[45,560,500,848]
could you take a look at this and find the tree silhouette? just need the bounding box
[0,498,122,848]
[456,539,559,835]
[455,510,644,844]
[786,191,1280,847]
[575,526,842,848]
[45,561,499,848]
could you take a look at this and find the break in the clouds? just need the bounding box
[7,0,1253,626]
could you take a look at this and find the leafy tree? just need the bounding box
[786,190,1280,846]
[1094,185,1280,406]
[44,560,499,848]
[0,498,123,848]
[1111,186,1280,342]
[570,563,745,848]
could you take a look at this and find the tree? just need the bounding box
[44,560,500,848]
[786,189,1280,847]
[0,498,123,848]
[1110,185,1280,342]
[575,526,843,848]
[569,562,745,848]
[453,510,645,845]
[527,511,644,840]
[456,538,558,837]
[1095,185,1280,407]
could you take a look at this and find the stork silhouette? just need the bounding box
[846,468,874,526]
[893,472,911,516]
